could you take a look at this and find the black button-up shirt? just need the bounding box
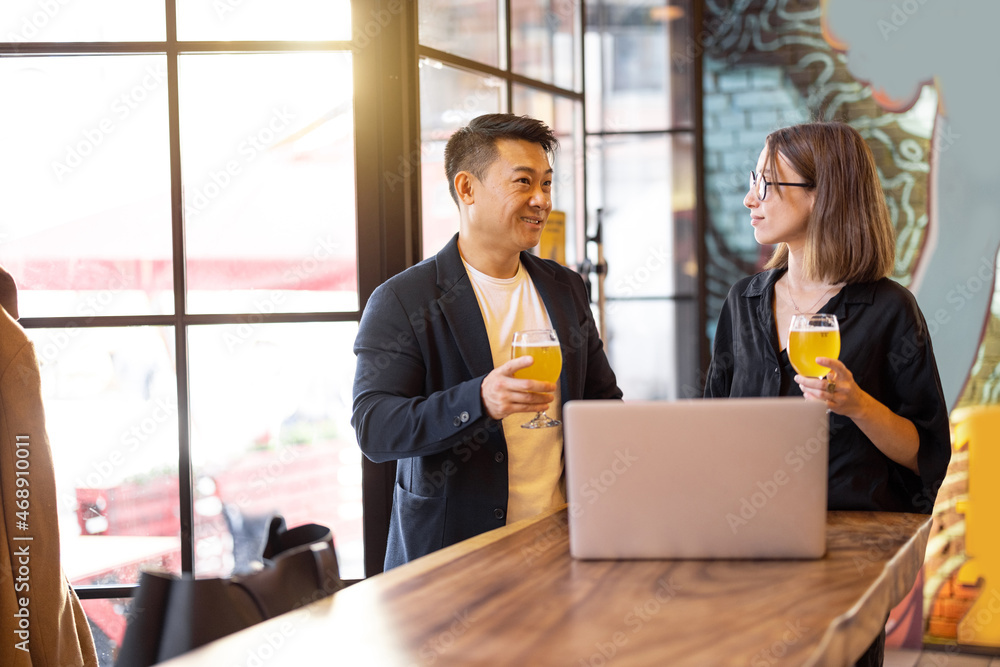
[705,269,951,514]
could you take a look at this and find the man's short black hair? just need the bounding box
[443,113,559,206]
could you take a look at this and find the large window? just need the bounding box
[0,2,369,663]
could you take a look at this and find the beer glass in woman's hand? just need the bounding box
[788,313,840,379]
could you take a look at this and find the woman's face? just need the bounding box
[745,145,815,251]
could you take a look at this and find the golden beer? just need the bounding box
[788,329,841,378]
[512,343,562,383]
[511,329,563,428]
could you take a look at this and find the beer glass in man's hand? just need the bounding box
[511,329,562,428]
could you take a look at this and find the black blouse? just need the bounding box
[704,269,951,514]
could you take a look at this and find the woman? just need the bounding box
[704,123,951,665]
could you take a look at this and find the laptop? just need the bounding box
[563,398,829,560]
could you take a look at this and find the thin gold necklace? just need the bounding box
[783,279,837,314]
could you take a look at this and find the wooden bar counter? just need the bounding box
[162,507,931,666]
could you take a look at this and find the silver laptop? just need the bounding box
[563,398,829,560]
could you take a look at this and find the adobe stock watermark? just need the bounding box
[185,106,296,217]
[725,423,827,534]
[851,521,919,575]
[520,509,569,566]
[521,449,638,565]
[11,435,32,654]
[577,576,682,667]
[384,74,502,193]
[672,5,741,68]
[234,443,304,509]
[940,254,995,315]
[57,397,178,513]
[889,254,995,373]
[948,587,1000,662]
[543,0,577,27]
[27,272,132,381]
[917,641,964,666]
[748,618,811,667]
[222,234,346,351]
[383,141,431,193]
[223,291,286,351]
[878,0,934,41]
[439,78,502,128]
[5,0,73,43]
[930,122,961,156]
[577,448,638,505]
[391,419,502,500]
[354,278,471,386]
[233,615,298,667]
[211,0,252,20]
[409,609,475,666]
[387,53,523,191]
[609,246,671,302]
[354,0,405,49]
[51,64,168,182]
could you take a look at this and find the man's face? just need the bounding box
[465,138,553,255]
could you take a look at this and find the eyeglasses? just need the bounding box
[749,171,813,201]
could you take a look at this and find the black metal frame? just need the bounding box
[583,0,707,392]
[1,0,412,591]
[354,0,422,578]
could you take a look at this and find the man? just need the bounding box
[352,113,622,570]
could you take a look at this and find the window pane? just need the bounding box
[588,131,699,400]
[419,62,503,259]
[0,56,173,318]
[188,322,363,580]
[605,299,695,400]
[176,0,351,41]
[584,0,691,132]
[76,598,138,665]
[665,0,694,127]
[0,0,164,42]
[587,133,695,299]
[418,0,501,68]
[513,88,583,266]
[28,326,181,590]
[179,53,357,314]
[511,0,581,91]
[589,134,672,298]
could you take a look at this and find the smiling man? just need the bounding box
[352,113,622,570]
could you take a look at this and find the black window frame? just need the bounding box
[1,0,705,603]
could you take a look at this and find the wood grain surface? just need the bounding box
[162,506,931,667]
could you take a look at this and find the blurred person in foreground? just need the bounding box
[704,122,951,667]
[352,113,622,571]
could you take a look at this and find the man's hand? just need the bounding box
[481,356,557,421]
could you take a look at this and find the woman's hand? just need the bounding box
[795,357,920,474]
[794,357,863,418]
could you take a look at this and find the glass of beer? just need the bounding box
[788,313,840,378]
[511,329,562,428]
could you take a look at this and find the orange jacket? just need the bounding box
[0,270,98,667]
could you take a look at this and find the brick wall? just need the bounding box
[923,445,972,643]
[702,57,811,335]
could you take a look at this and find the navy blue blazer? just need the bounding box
[352,234,622,569]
